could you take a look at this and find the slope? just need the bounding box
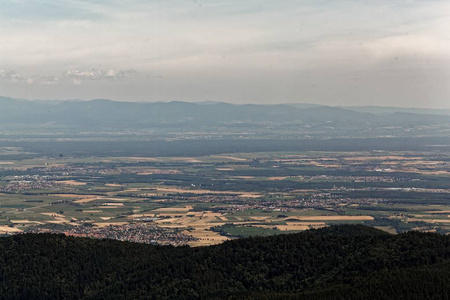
[1,225,450,299]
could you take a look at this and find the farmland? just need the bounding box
[0,142,450,246]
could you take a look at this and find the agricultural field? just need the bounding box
[0,145,450,245]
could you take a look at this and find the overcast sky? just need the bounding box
[0,0,449,108]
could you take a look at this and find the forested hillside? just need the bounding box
[1,225,450,299]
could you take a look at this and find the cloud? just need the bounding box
[0,69,24,82]
[63,69,136,81]
[0,68,136,85]
[32,75,62,85]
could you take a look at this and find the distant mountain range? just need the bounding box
[0,96,449,137]
[338,105,450,116]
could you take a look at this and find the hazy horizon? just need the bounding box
[0,1,449,108]
[2,94,450,111]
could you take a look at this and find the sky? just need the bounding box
[0,0,449,108]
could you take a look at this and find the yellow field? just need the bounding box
[212,155,247,161]
[60,180,86,186]
[276,225,310,231]
[47,220,68,224]
[154,187,262,198]
[282,221,326,226]
[0,226,22,233]
[10,220,42,224]
[293,216,374,221]
[152,205,193,212]
[169,157,202,163]
[184,227,231,246]
[250,216,271,221]
[154,210,225,230]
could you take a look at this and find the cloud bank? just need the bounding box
[0,69,136,85]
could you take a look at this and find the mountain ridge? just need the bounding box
[0,96,449,138]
